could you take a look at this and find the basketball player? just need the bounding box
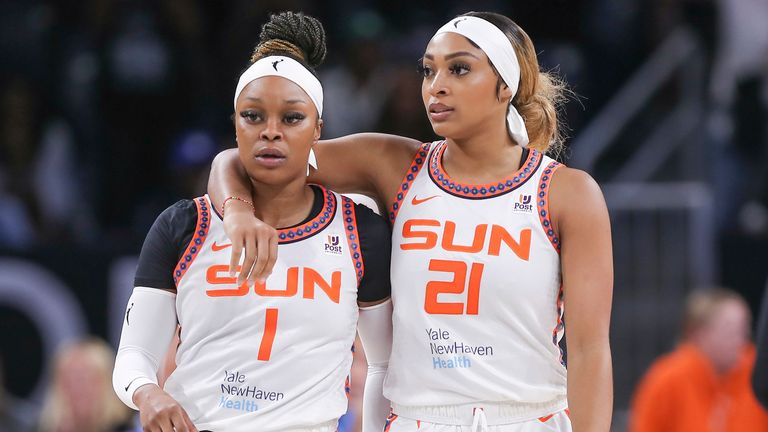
[210,11,613,431]
[112,12,392,432]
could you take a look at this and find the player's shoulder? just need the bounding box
[147,199,200,242]
[351,200,389,232]
[157,199,199,225]
[549,166,605,207]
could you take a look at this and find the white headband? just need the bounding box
[433,16,529,147]
[233,55,324,118]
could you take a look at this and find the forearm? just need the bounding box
[567,343,613,432]
[113,287,178,410]
[357,300,393,432]
[208,148,251,210]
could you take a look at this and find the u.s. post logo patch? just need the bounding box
[513,194,533,213]
[324,234,343,255]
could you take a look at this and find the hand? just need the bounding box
[223,200,278,285]
[134,384,197,432]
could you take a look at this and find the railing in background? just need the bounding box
[567,27,712,431]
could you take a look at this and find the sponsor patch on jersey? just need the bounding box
[323,233,343,255]
[513,194,533,213]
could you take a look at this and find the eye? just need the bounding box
[284,112,306,124]
[417,62,433,78]
[449,62,470,76]
[240,110,262,122]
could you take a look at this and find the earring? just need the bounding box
[307,148,318,176]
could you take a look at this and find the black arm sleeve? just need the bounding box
[134,200,198,289]
[354,203,392,303]
[753,285,768,409]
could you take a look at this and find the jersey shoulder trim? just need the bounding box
[174,196,211,286]
[536,160,564,253]
[389,142,431,224]
[341,195,364,285]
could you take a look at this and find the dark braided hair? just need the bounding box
[250,11,327,72]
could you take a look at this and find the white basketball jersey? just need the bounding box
[385,141,567,407]
[165,187,364,431]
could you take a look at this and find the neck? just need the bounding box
[442,118,523,182]
[249,177,315,229]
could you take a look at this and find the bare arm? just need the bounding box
[550,167,614,432]
[208,133,421,209]
[207,133,421,283]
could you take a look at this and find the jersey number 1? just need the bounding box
[257,308,278,361]
[424,259,484,315]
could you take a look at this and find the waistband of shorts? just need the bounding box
[198,419,338,432]
[391,398,568,425]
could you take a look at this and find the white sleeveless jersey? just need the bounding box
[384,141,567,407]
[164,187,364,431]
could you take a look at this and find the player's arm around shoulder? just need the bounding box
[317,133,423,205]
[549,167,614,432]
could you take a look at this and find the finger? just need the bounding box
[156,417,175,432]
[180,408,198,432]
[170,411,190,432]
[250,230,271,283]
[229,238,243,276]
[264,234,278,280]
[238,235,257,286]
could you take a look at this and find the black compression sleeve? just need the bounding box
[134,200,198,289]
[354,203,392,303]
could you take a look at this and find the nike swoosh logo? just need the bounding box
[411,195,439,205]
[212,242,232,251]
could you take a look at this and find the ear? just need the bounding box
[499,83,514,102]
[313,118,323,144]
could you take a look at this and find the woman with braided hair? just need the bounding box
[112,12,393,432]
[211,11,613,432]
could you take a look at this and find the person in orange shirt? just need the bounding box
[630,288,768,432]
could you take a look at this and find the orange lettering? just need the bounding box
[206,265,249,297]
[442,221,487,253]
[488,226,531,260]
[401,219,439,250]
[424,259,467,314]
[302,268,341,304]
[254,267,299,297]
[257,308,279,361]
[465,263,484,315]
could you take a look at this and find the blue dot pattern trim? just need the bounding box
[389,142,431,224]
[536,160,563,253]
[341,196,364,285]
[427,141,541,199]
[174,196,210,286]
[277,185,336,244]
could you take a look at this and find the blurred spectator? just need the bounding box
[630,288,768,431]
[320,10,393,138]
[709,0,768,233]
[38,338,132,432]
[0,75,96,248]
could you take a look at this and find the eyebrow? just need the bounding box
[423,51,480,61]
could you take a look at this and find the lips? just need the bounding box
[428,102,454,122]
[253,147,287,168]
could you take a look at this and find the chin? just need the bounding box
[430,122,456,139]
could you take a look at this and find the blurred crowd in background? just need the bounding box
[1,0,767,431]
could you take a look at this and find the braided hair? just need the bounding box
[250,11,327,73]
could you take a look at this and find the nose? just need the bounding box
[428,70,449,97]
[260,118,282,141]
